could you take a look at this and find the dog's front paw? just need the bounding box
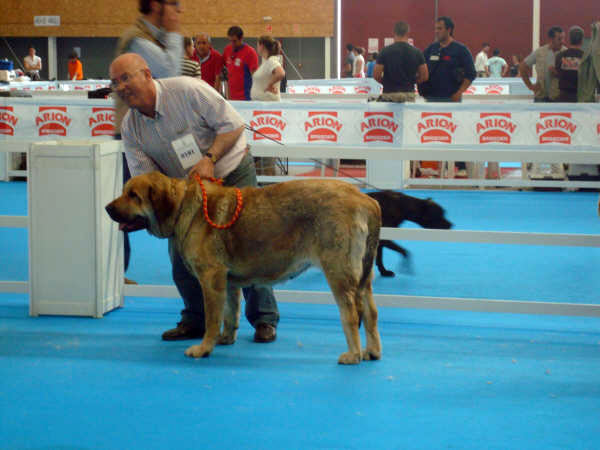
[337,351,361,365]
[217,333,236,346]
[380,269,395,277]
[362,347,382,361]
[185,343,213,358]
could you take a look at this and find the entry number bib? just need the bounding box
[172,134,203,170]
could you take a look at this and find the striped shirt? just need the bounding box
[121,77,247,179]
[181,57,202,78]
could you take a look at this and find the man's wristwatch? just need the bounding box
[205,152,217,164]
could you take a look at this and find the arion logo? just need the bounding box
[354,86,371,94]
[536,112,576,144]
[329,86,347,94]
[476,113,516,144]
[417,112,457,144]
[0,106,18,136]
[464,85,477,95]
[304,111,342,142]
[305,86,321,95]
[249,110,286,142]
[361,111,398,143]
[36,106,71,137]
[89,107,115,137]
[484,85,504,95]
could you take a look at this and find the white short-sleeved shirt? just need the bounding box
[24,55,42,73]
[475,51,488,72]
[487,56,507,77]
[121,77,246,179]
[250,56,282,101]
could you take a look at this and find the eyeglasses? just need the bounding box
[110,69,145,90]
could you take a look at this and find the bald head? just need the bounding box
[109,53,156,117]
[110,53,149,78]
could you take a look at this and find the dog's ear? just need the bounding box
[148,183,175,225]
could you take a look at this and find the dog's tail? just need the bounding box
[359,199,382,289]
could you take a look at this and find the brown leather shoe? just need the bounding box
[254,323,277,343]
[124,277,138,285]
[162,321,205,341]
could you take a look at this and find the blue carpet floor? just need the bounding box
[1,181,600,449]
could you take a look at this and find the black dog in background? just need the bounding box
[367,191,453,277]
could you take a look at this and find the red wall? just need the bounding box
[541,0,596,44]
[341,0,436,62]
[437,0,532,60]
[342,0,596,75]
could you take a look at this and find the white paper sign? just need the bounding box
[172,134,202,169]
[368,38,379,53]
[34,16,61,26]
[384,38,394,47]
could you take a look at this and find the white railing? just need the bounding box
[1,142,600,316]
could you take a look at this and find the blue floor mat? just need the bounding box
[2,181,600,449]
[1,294,600,450]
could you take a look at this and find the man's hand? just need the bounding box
[450,91,462,102]
[265,85,278,94]
[188,156,214,180]
[530,82,542,93]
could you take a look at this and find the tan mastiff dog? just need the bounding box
[106,172,382,364]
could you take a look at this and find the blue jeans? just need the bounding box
[169,152,280,329]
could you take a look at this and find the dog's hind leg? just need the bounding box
[322,272,362,365]
[357,272,382,361]
[218,285,241,345]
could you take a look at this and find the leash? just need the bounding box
[193,174,243,229]
[244,124,393,192]
[194,123,395,229]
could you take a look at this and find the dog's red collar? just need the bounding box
[194,174,243,229]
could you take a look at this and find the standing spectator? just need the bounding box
[475,43,490,77]
[555,26,585,102]
[24,45,42,81]
[366,52,377,78]
[421,17,476,102]
[251,36,285,101]
[520,26,567,179]
[421,16,476,178]
[113,0,184,285]
[352,47,365,78]
[374,21,428,103]
[181,37,202,78]
[487,49,508,77]
[110,53,279,343]
[509,54,521,77]
[222,26,259,100]
[520,26,566,102]
[578,20,600,102]
[251,36,286,175]
[344,43,355,78]
[193,33,224,92]
[67,50,83,80]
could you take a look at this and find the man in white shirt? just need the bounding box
[486,48,508,77]
[110,53,280,343]
[23,45,42,81]
[474,42,490,77]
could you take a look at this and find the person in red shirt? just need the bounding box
[222,26,259,100]
[192,33,224,92]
